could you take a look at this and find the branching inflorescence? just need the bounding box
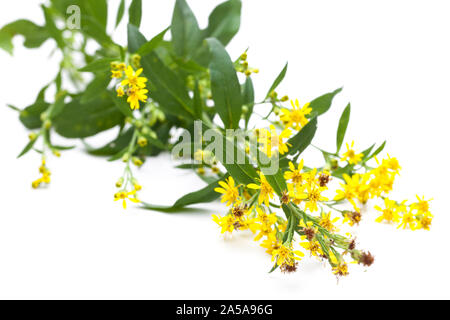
[2,0,432,277]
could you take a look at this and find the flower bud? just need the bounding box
[43,119,52,129]
[28,132,37,141]
[137,136,148,147]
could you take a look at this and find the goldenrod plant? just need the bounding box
[1,0,432,277]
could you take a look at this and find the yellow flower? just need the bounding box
[375,198,400,223]
[260,239,282,255]
[280,99,312,130]
[298,184,328,212]
[214,176,240,206]
[332,262,349,277]
[127,87,148,110]
[114,189,140,209]
[341,141,363,165]
[300,239,323,257]
[255,207,278,225]
[212,214,235,234]
[258,125,292,157]
[319,211,340,232]
[32,159,51,189]
[397,209,417,230]
[247,172,274,206]
[111,70,122,78]
[416,213,433,230]
[271,244,304,266]
[284,160,305,185]
[412,195,432,214]
[116,86,125,97]
[121,66,147,89]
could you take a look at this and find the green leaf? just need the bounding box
[171,0,202,58]
[309,88,342,117]
[53,95,124,138]
[141,51,194,118]
[80,73,111,103]
[336,103,351,153]
[242,76,255,127]
[48,93,67,119]
[85,0,108,30]
[204,0,241,46]
[136,27,169,56]
[286,117,318,156]
[115,0,126,28]
[142,176,227,211]
[129,0,142,28]
[192,80,203,119]
[266,62,288,98]
[369,141,386,159]
[207,38,243,129]
[257,153,287,196]
[85,129,134,156]
[0,19,50,54]
[17,139,38,158]
[41,5,64,49]
[79,57,117,72]
[127,24,147,53]
[202,122,258,185]
[19,101,50,130]
[108,91,134,118]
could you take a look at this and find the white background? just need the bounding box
[0,0,449,299]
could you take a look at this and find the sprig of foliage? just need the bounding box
[2,0,433,277]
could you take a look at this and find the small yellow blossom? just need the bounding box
[375,198,400,224]
[284,160,305,185]
[214,176,240,206]
[271,244,304,266]
[319,211,340,232]
[114,189,140,209]
[127,87,148,110]
[341,141,363,165]
[280,99,312,130]
[121,66,147,89]
[247,172,275,206]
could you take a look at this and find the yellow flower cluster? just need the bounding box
[335,155,401,210]
[31,158,51,189]
[212,167,361,275]
[236,52,259,77]
[284,161,330,212]
[111,61,148,110]
[375,196,433,230]
[114,180,142,209]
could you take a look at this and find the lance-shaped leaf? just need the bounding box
[115,0,126,28]
[85,0,108,30]
[17,138,38,158]
[204,0,242,46]
[286,117,318,156]
[79,57,117,73]
[127,24,147,53]
[53,95,124,138]
[129,0,142,28]
[242,76,255,127]
[257,152,287,196]
[137,27,169,56]
[336,103,351,153]
[141,176,227,212]
[171,0,202,58]
[207,38,243,129]
[265,62,288,99]
[202,122,258,185]
[309,88,342,117]
[141,51,194,119]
